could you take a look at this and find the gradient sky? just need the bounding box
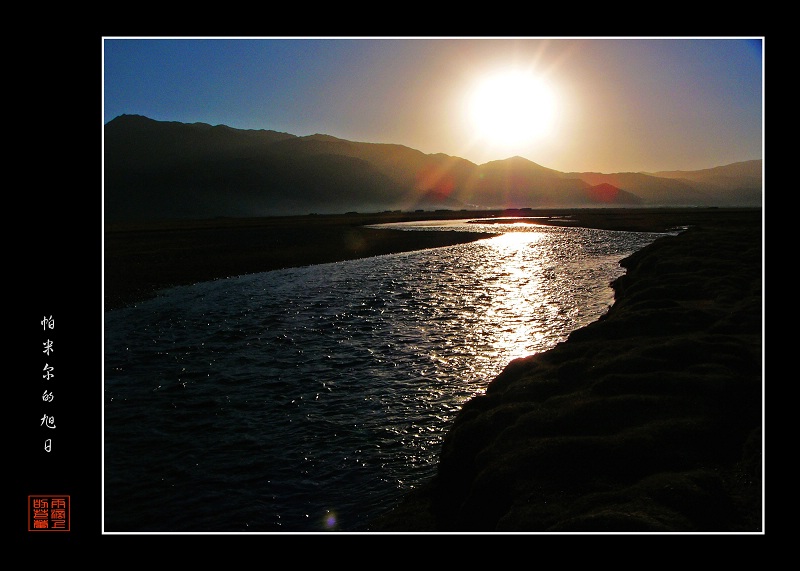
[102,36,763,174]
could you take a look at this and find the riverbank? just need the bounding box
[103,206,763,532]
[104,207,755,310]
[369,207,763,532]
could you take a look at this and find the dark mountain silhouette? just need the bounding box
[265,132,478,208]
[104,115,762,221]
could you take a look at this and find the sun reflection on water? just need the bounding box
[482,230,550,365]
[104,219,667,531]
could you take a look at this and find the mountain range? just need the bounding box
[104,114,763,221]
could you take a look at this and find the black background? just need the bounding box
[17,32,102,545]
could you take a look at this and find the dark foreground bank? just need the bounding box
[369,208,763,532]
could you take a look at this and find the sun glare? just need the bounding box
[468,70,557,148]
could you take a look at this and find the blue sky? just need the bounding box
[103,36,763,174]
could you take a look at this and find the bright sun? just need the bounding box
[468,70,557,148]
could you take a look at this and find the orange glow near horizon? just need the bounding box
[415,164,456,196]
[587,183,620,203]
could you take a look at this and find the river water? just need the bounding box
[103,219,671,533]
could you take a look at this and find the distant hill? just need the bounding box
[565,172,708,206]
[466,157,642,209]
[104,115,763,221]
[645,160,763,206]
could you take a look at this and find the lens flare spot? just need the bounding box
[323,510,338,530]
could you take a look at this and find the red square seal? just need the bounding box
[28,495,70,531]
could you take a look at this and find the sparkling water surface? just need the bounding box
[103,219,670,533]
